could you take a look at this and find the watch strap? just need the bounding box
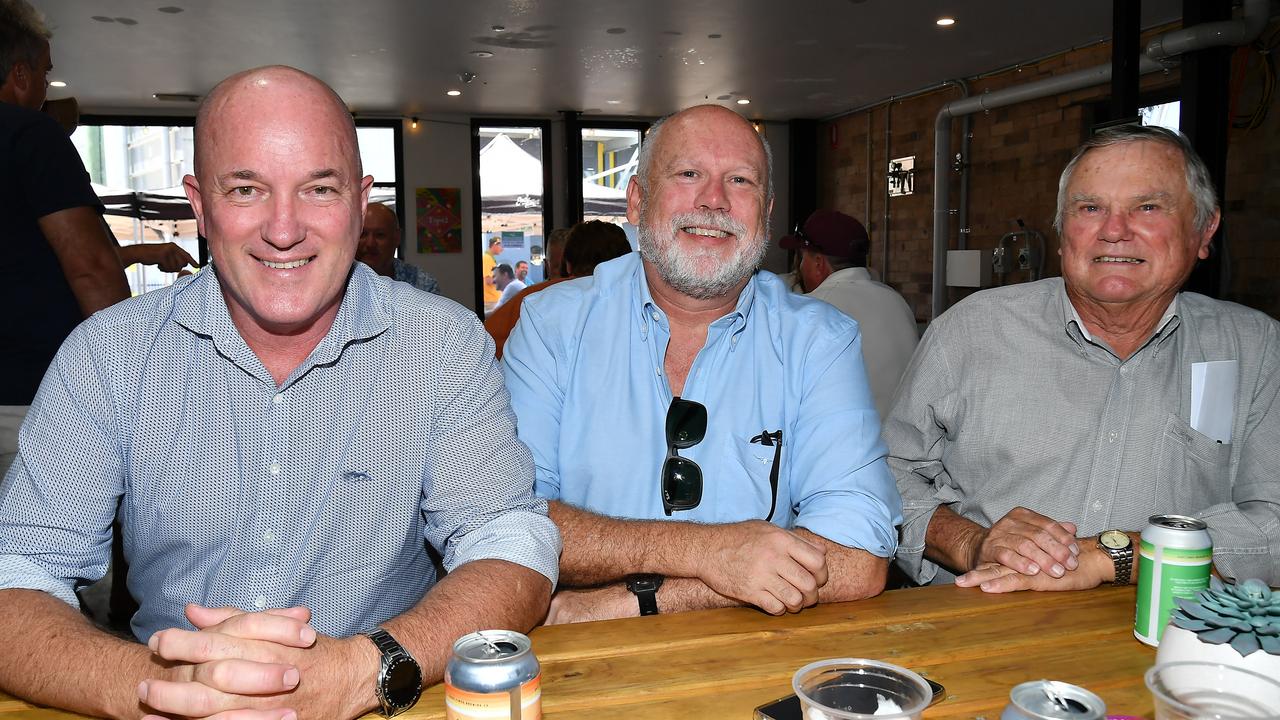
[626,574,663,616]
[364,628,421,717]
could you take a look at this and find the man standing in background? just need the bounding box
[781,209,918,419]
[0,0,130,471]
[482,235,503,310]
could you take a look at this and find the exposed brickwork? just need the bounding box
[818,21,1279,321]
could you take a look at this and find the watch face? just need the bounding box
[383,656,423,708]
[1100,530,1129,550]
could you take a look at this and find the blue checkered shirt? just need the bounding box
[0,263,560,641]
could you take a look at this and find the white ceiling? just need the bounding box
[38,0,1184,121]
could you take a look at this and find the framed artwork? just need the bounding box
[415,187,462,253]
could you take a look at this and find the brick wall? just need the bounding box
[817,20,1280,321]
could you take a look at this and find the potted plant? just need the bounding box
[1156,577,1280,682]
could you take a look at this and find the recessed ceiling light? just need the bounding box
[49,80,67,88]
[606,99,622,104]
[936,17,956,26]
[446,90,462,96]
[470,50,494,58]
[491,25,505,32]
[736,98,751,105]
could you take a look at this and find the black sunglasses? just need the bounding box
[661,397,707,516]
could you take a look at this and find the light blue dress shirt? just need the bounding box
[503,253,901,556]
[0,263,560,641]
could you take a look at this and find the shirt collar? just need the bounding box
[1062,284,1180,347]
[634,259,758,341]
[171,262,392,384]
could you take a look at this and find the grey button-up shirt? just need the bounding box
[886,278,1280,585]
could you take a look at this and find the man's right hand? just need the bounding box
[969,506,1080,578]
[698,520,828,615]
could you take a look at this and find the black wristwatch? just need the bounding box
[1099,530,1134,586]
[626,574,664,616]
[364,628,423,717]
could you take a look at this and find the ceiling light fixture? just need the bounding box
[470,50,494,58]
[49,80,67,88]
[936,17,956,26]
[411,117,419,129]
[736,98,751,105]
[447,90,462,97]
[606,99,622,105]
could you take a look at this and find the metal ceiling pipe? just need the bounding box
[929,0,1269,319]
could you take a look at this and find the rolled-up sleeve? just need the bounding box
[421,315,561,587]
[0,321,122,607]
[791,322,902,557]
[883,321,960,584]
[1198,322,1280,584]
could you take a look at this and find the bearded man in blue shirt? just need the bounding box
[0,66,559,719]
[504,105,902,623]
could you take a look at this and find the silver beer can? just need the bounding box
[1000,680,1106,720]
[445,630,542,720]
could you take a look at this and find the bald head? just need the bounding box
[194,65,359,178]
[357,202,401,276]
[637,104,773,205]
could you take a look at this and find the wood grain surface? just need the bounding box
[0,584,1158,719]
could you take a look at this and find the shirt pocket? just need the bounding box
[725,436,783,523]
[313,445,424,578]
[1157,413,1231,515]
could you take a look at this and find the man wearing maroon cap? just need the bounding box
[780,210,918,418]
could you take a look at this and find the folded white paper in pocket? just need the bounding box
[1191,360,1237,444]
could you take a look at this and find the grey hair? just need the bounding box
[635,107,775,205]
[0,0,51,82]
[1054,124,1218,235]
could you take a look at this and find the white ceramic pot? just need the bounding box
[1156,624,1280,683]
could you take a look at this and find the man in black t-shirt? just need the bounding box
[0,0,131,472]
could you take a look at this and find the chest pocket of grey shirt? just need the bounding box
[1158,413,1232,514]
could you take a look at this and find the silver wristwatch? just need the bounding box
[364,628,423,717]
[1099,530,1133,586]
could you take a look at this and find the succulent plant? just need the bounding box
[1171,577,1280,656]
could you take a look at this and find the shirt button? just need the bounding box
[1093,500,1104,511]
[273,394,284,405]
[651,311,660,322]
[1108,432,1118,443]
[263,529,276,543]
[269,463,281,475]
[253,595,267,609]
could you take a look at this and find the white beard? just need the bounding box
[637,207,768,300]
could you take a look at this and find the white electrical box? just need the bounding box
[946,249,994,288]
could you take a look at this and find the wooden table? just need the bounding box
[1,585,1158,718]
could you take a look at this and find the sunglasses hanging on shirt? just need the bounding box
[660,397,783,522]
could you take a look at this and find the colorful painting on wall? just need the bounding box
[415,187,462,253]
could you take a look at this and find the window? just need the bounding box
[580,127,640,235]
[473,121,551,315]
[73,121,199,296]
[1140,101,1181,133]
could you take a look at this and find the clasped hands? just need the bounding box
[138,604,371,720]
[547,520,828,624]
[955,506,1107,593]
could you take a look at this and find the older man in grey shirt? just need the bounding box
[886,124,1279,592]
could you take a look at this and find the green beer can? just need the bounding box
[1134,514,1212,646]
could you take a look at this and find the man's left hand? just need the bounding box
[955,539,1110,593]
[545,586,634,625]
[141,604,376,720]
